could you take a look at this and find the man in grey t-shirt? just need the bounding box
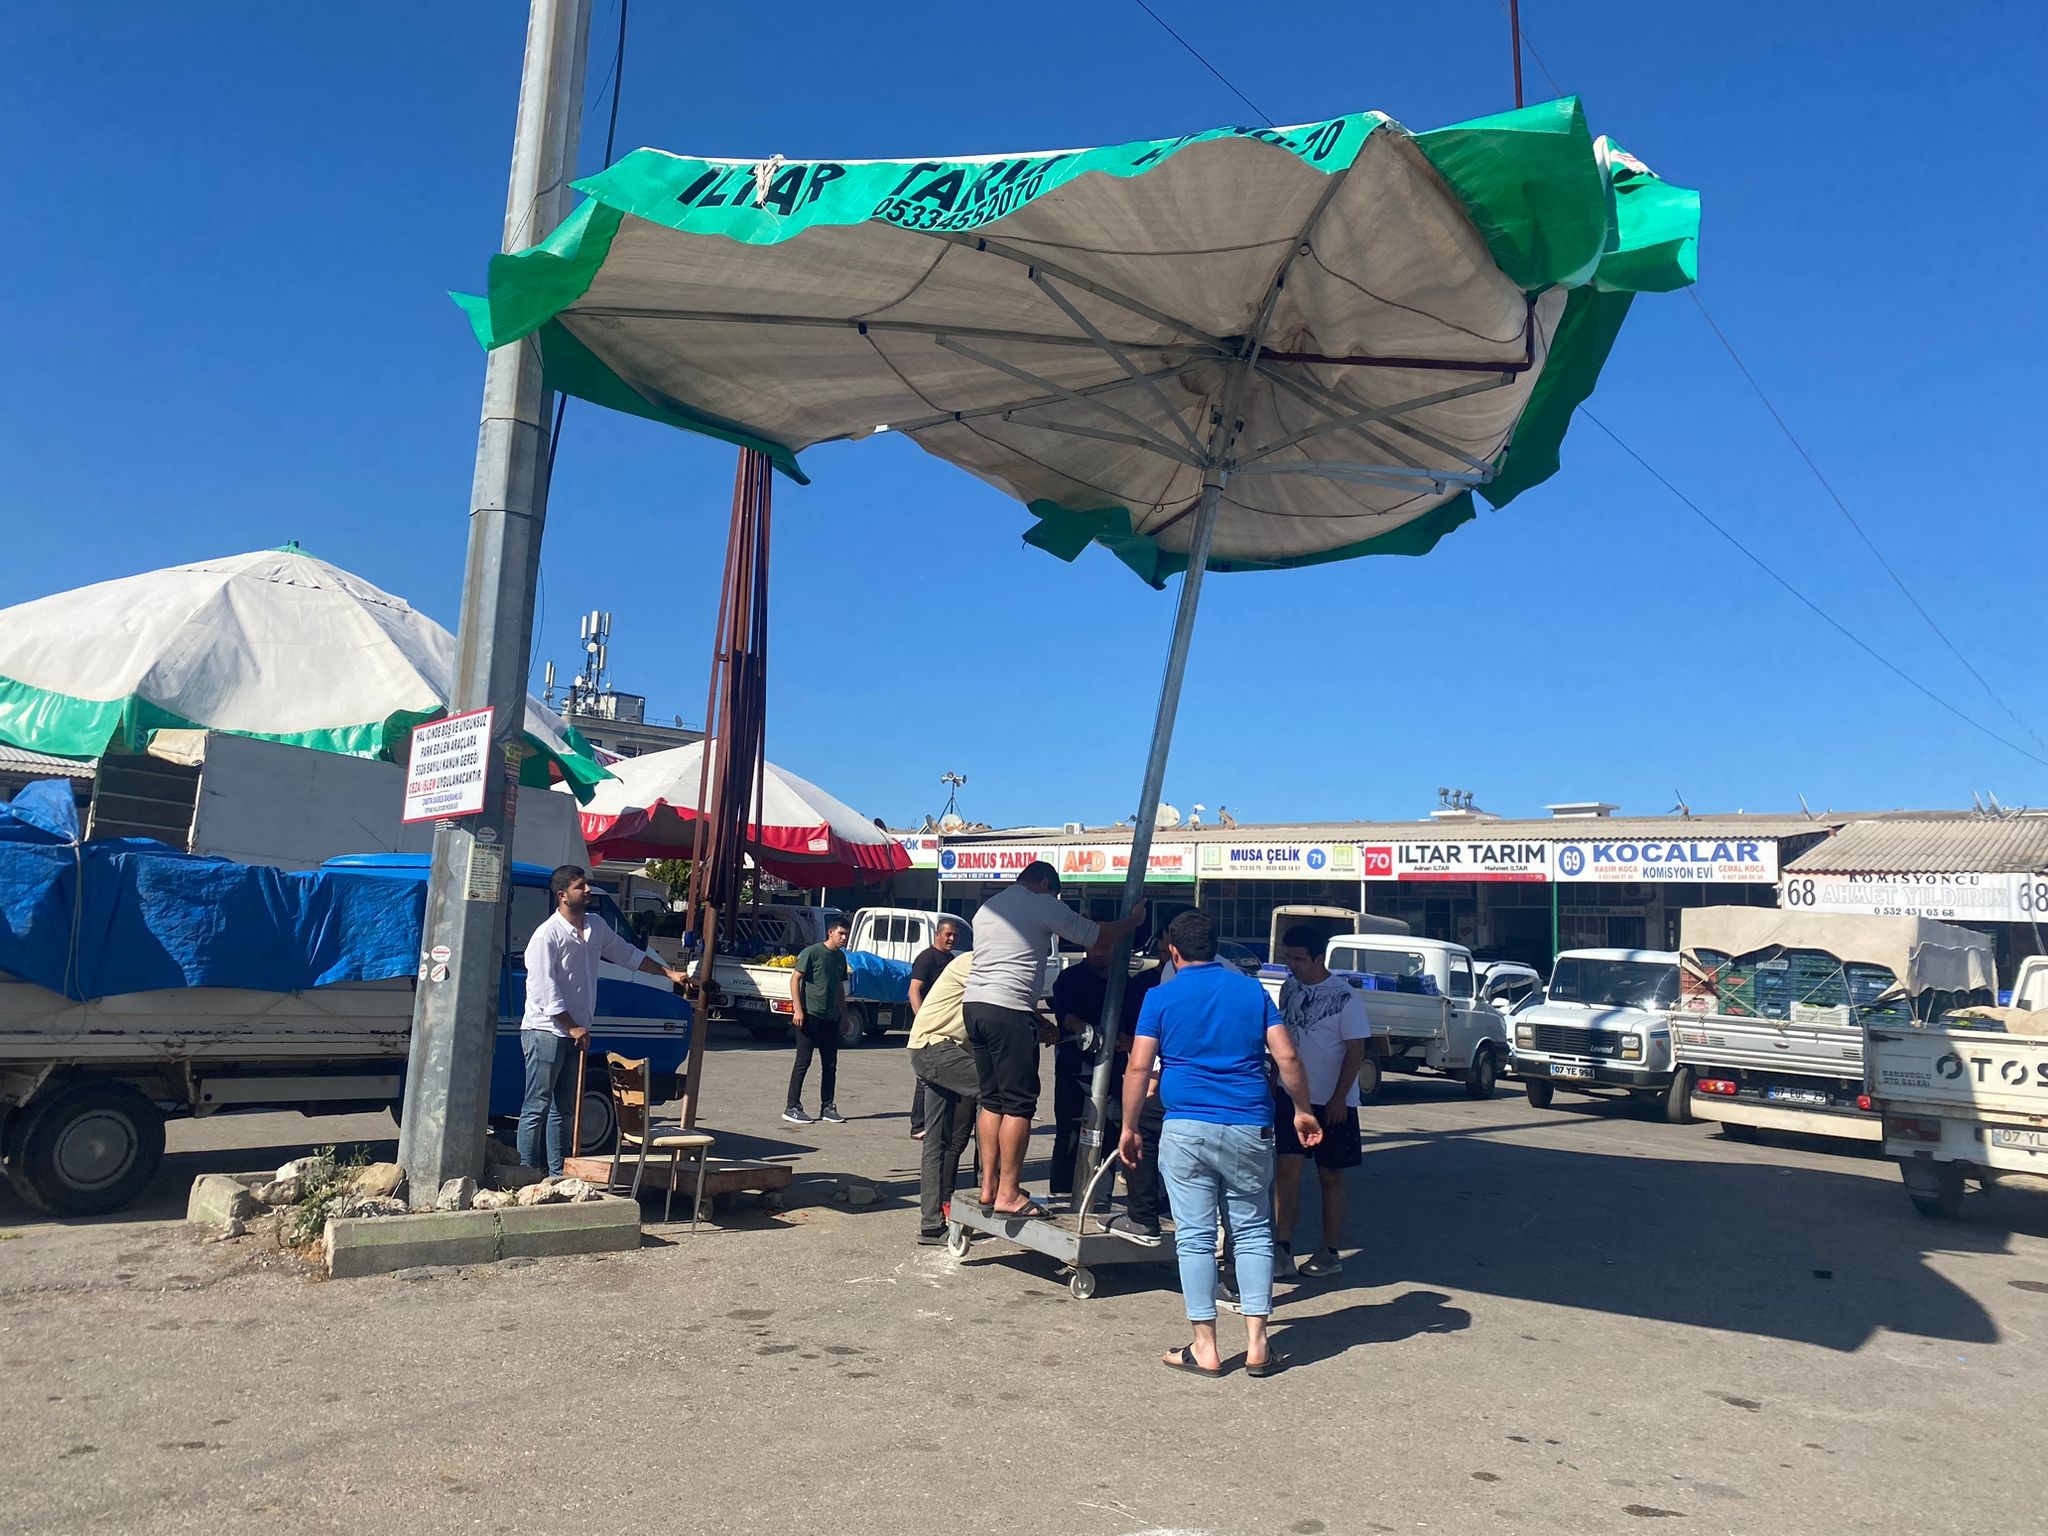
[963,861,1144,1219]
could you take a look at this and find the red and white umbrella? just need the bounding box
[568,740,908,887]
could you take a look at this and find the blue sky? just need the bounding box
[5,2,2044,830]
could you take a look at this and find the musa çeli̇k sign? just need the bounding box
[938,842,1195,883]
[1553,837,1779,884]
[1198,841,1359,881]
[1782,870,2047,923]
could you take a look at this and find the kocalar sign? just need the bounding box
[1554,837,1779,885]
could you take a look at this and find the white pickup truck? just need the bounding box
[1865,956,2048,1218]
[1262,933,1510,1100]
[1671,907,1995,1145]
[695,906,949,1046]
[1510,949,1688,1121]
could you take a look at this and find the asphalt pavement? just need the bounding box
[5,1028,2046,1536]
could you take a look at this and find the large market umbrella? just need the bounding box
[458,93,1698,1178]
[572,740,910,887]
[0,545,610,799]
[455,97,1696,582]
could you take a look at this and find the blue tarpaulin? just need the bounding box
[0,778,424,1001]
[846,947,912,1005]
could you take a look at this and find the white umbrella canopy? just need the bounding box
[457,98,1698,584]
[0,545,609,798]
[571,740,909,886]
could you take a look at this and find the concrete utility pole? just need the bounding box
[398,0,591,1204]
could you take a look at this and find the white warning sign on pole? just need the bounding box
[403,707,493,824]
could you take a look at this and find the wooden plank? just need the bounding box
[562,1154,793,1197]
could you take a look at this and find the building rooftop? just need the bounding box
[936,812,1849,845]
[1784,816,2048,875]
[0,744,94,779]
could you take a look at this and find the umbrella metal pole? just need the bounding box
[399,0,589,1204]
[1073,373,1248,1205]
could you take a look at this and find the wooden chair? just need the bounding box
[602,1053,715,1230]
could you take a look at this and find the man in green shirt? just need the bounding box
[785,919,852,1125]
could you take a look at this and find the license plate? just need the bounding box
[1991,1128,2048,1151]
[1767,1087,1828,1107]
[1553,1064,1593,1080]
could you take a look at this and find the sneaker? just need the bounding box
[916,1230,945,1247]
[1104,1215,1162,1248]
[782,1106,814,1125]
[1274,1240,1298,1279]
[1216,1268,1240,1312]
[819,1103,846,1124]
[1297,1248,1343,1279]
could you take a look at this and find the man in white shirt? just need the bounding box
[1272,923,1373,1278]
[961,861,1143,1220]
[520,865,689,1176]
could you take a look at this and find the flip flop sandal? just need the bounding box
[989,1199,1053,1222]
[1245,1353,1290,1378]
[1161,1344,1221,1379]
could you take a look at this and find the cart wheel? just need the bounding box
[945,1224,971,1258]
[1069,1266,1098,1301]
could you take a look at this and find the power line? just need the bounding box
[1578,406,2048,771]
[1685,287,2046,751]
[1128,0,1275,125]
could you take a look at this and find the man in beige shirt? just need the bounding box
[910,952,977,1245]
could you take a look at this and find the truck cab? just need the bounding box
[1510,948,1686,1120]
[1264,932,1508,1101]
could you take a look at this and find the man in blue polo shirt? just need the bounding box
[1121,909,1321,1378]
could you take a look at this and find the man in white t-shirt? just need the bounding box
[1272,922,1372,1279]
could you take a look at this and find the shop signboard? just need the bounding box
[1555,837,1779,885]
[1362,840,1552,882]
[1197,840,1359,881]
[934,843,1055,882]
[939,841,1197,883]
[1782,869,2044,923]
[1053,843,1195,884]
[895,834,940,870]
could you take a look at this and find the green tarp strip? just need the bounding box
[0,676,610,803]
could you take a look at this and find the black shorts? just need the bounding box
[1273,1095,1364,1170]
[964,1001,1041,1118]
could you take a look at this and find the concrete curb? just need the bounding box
[324,1193,641,1279]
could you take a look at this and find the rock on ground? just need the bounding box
[351,1162,406,1200]
[276,1155,332,1184]
[470,1189,513,1211]
[435,1178,476,1212]
[488,1164,546,1191]
[252,1177,300,1207]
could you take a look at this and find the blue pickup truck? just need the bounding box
[0,804,690,1215]
[322,854,693,1157]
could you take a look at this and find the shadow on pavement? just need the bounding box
[1277,1288,1473,1365]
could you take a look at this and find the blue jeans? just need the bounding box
[518,1029,582,1176]
[1158,1118,1277,1322]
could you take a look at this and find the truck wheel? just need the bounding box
[11,1081,165,1217]
[1661,1067,1696,1125]
[1356,1055,1383,1106]
[1462,1048,1498,1100]
[1524,1079,1556,1110]
[837,1005,868,1049]
[1904,1161,1966,1220]
[575,1081,618,1159]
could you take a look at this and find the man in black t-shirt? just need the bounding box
[906,917,966,1139]
[1050,940,1163,1243]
